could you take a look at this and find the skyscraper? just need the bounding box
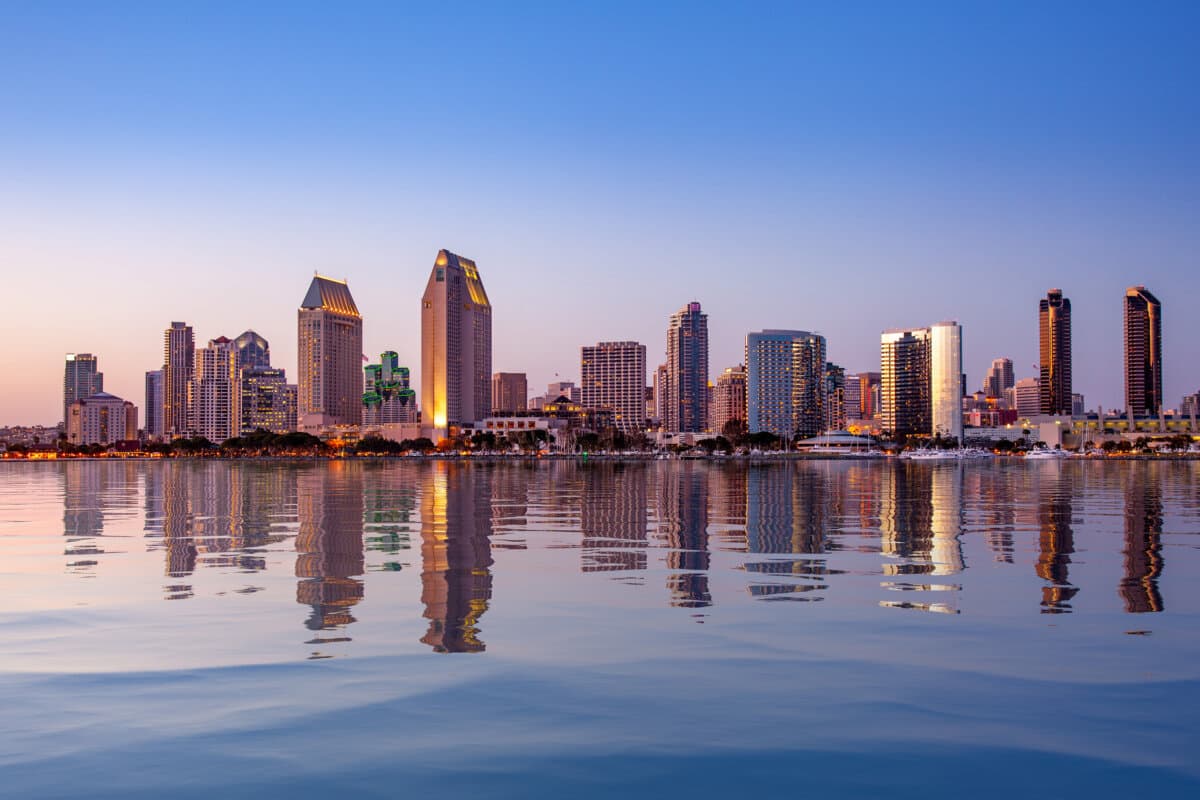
[241,367,297,434]
[982,357,1015,399]
[665,301,709,433]
[1014,377,1041,417]
[1124,285,1163,417]
[163,322,194,439]
[421,250,492,431]
[880,328,931,436]
[63,353,103,428]
[710,365,747,435]
[1039,289,1072,416]
[190,336,238,442]
[745,330,826,439]
[299,275,364,429]
[824,362,846,432]
[491,373,528,414]
[144,369,163,438]
[581,341,647,433]
[233,329,271,371]
[930,321,963,441]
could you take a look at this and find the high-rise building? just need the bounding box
[665,301,709,433]
[66,392,135,446]
[1124,285,1163,417]
[163,322,195,439]
[491,373,527,414]
[63,353,103,428]
[1071,393,1086,416]
[234,330,271,371]
[1039,289,1072,416]
[711,365,747,435]
[745,330,827,439]
[189,337,238,442]
[1014,377,1041,418]
[652,364,669,423]
[824,362,846,432]
[1181,390,1200,419]
[581,341,647,433]
[982,357,1015,399]
[299,275,364,429]
[844,372,882,420]
[880,328,931,436]
[421,250,492,431]
[930,321,964,441]
[144,369,164,438]
[241,367,297,434]
[363,351,418,425]
[547,381,581,403]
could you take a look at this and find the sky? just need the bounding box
[1,1,1197,425]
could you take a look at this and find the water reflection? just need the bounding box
[37,459,1200,651]
[1035,466,1078,614]
[1122,467,1164,614]
[420,463,494,653]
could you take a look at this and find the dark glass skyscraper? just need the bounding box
[665,301,709,433]
[1038,289,1072,416]
[1124,285,1163,417]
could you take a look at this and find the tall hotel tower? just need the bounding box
[163,322,194,438]
[421,250,492,432]
[1124,285,1163,417]
[665,302,709,433]
[880,328,930,436]
[929,321,963,441]
[63,353,103,428]
[581,342,647,433]
[298,276,363,429]
[745,330,826,439]
[1038,289,1072,416]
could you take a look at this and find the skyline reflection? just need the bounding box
[32,459,1200,649]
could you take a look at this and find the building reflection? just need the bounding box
[420,463,494,653]
[295,462,365,631]
[879,463,962,613]
[62,461,139,573]
[1120,467,1164,613]
[1034,467,1078,614]
[580,463,648,573]
[654,462,711,608]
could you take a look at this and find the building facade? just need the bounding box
[930,321,964,441]
[1039,288,1072,415]
[189,337,238,442]
[491,372,528,414]
[710,365,747,435]
[746,330,827,439]
[241,367,298,434]
[824,362,846,432]
[364,351,418,426]
[581,341,647,433]
[1124,285,1163,417]
[234,329,271,371]
[63,353,103,428]
[163,321,195,439]
[144,369,164,439]
[66,392,135,446]
[1014,377,1041,418]
[421,250,492,431]
[880,328,931,436]
[664,301,709,433]
[982,357,1014,399]
[298,276,364,429]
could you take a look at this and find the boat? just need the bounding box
[1024,446,1071,460]
[901,447,959,461]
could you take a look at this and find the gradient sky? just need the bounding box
[1,1,1197,425]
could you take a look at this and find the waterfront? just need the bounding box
[2,459,1199,796]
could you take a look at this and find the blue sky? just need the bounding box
[1,1,1197,424]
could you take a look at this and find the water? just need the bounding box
[1,459,1198,797]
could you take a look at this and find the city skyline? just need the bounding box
[3,5,1199,424]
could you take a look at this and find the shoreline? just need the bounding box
[4,452,1200,463]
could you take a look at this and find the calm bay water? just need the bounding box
[1,458,1198,797]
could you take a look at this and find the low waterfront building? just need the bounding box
[66,392,136,446]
